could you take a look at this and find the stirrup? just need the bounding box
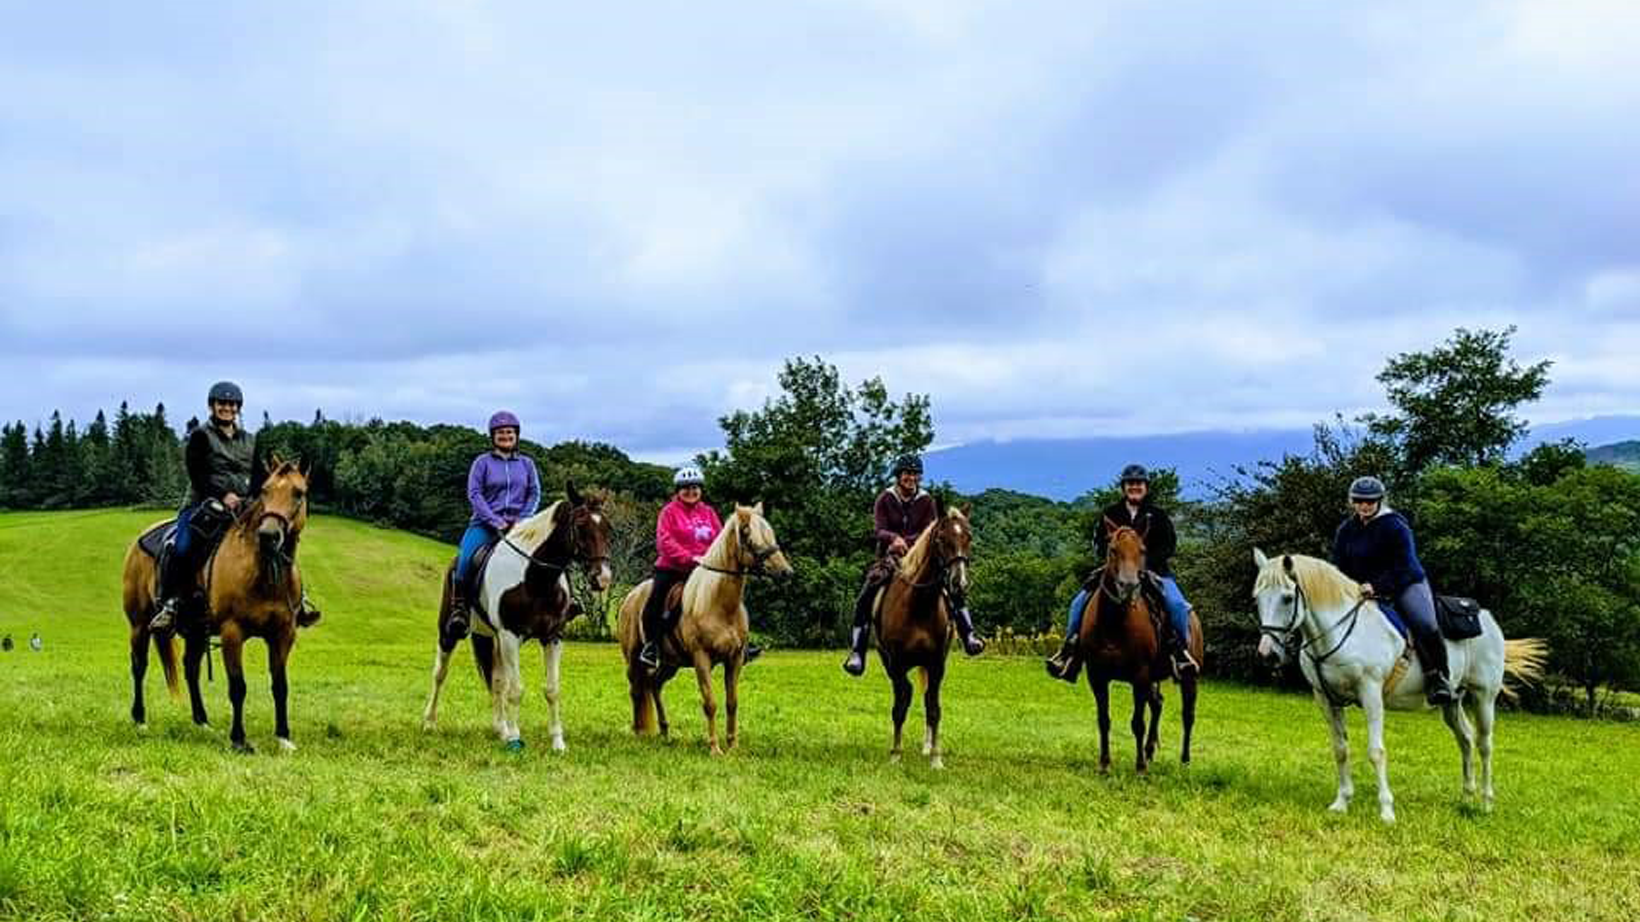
[638,640,662,670]
[147,601,179,634]
[1171,648,1199,680]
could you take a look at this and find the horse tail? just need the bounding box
[917,666,929,692]
[634,677,657,734]
[471,634,496,688]
[1500,637,1549,700]
[156,632,180,699]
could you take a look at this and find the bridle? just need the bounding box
[1257,572,1370,706]
[697,519,784,578]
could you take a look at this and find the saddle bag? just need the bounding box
[1435,594,1484,641]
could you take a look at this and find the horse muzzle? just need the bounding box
[1256,634,1284,666]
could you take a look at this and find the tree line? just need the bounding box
[3,330,1637,711]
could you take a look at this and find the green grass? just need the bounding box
[1,509,1638,921]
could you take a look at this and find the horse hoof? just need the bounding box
[135,722,149,734]
[504,739,525,753]
[1328,800,1349,813]
[422,718,437,732]
[1380,810,1396,824]
[277,737,297,753]
[551,736,566,753]
[890,751,902,764]
[233,740,255,755]
[930,757,945,771]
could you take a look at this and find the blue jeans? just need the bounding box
[1066,576,1192,644]
[455,524,498,584]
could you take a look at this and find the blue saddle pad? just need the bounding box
[1374,601,1409,639]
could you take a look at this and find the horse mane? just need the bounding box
[696,507,742,570]
[898,507,965,577]
[506,501,565,553]
[1255,553,1362,609]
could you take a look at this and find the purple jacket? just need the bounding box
[467,451,541,529]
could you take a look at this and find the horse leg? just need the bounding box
[1470,690,1498,811]
[183,632,211,728]
[1318,693,1353,813]
[1360,684,1395,823]
[653,678,671,739]
[221,627,252,753]
[268,627,296,752]
[1145,683,1162,764]
[888,666,913,763]
[923,663,945,770]
[1091,676,1112,774]
[723,652,742,751]
[1131,679,1151,775]
[422,641,455,731]
[129,624,149,728]
[542,639,566,752]
[691,649,722,755]
[1441,698,1476,800]
[1179,673,1198,765]
[492,631,524,747]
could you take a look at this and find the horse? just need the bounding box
[1071,525,1201,774]
[121,457,311,753]
[421,484,612,752]
[616,503,791,754]
[868,499,973,769]
[1252,549,1548,821]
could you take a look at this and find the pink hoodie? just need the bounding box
[654,499,722,571]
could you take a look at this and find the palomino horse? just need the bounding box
[873,499,973,769]
[121,458,311,753]
[1252,550,1548,821]
[617,503,791,754]
[1077,525,1203,774]
[422,485,612,751]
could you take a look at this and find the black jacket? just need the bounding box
[1094,499,1178,577]
[185,421,256,507]
[1332,508,1427,599]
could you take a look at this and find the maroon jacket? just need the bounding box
[873,487,936,558]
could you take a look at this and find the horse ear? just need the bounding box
[566,480,583,506]
[265,452,283,474]
[1253,548,1269,568]
[960,502,972,518]
[933,494,945,517]
[752,500,764,516]
[1282,554,1295,575]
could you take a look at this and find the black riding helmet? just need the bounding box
[893,454,924,476]
[1120,463,1149,484]
[208,381,243,405]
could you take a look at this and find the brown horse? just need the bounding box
[1077,525,1202,774]
[617,503,791,754]
[875,499,973,769]
[121,458,311,753]
[422,485,613,751]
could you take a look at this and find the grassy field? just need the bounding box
[1,509,1637,921]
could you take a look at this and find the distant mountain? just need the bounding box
[1586,440,1640,472]
[929,415,1640,501]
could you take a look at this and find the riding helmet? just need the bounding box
[673,466,705,487]
[893,454,924,476]
[208,381,243,405]
[1120,463,1149,484]
[1348,476,1387,503]
[488,410,521,434]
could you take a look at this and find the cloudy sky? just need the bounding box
[3,1,1636,459]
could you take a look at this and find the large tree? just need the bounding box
[1365,326,1550,473]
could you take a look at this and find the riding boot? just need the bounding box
[445,583,471,643]
[639,604,673,671]
[743,643,764,664]
[1044,635,1081,683]
[841,625,870,676]
[296,589,322,628]
[1167,624,1199,679]
[952,606,985,656]
[1414,630,1456,705]
[147,551,188,634]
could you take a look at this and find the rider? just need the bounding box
[1046,464,1198,681]
[842,454,984,677]
[636,466,720,670]
[149,381,256,634]
[1333,476,1455,706]
[445,411,541,640]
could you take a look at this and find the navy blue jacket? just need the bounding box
[1332,509,1427,598]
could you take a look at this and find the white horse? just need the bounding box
[1252,549,1546,822]
[422,489,612,751]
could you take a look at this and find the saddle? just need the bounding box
[137,502,235,595]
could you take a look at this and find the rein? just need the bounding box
[696,522,783,578]
[1260,577,1371,706]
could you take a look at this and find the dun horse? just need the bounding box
[1253,550,1547,821]
[121,457,312,753]
[617,503,791,754]
[422,485,612,751]
[1074,525,1202,774]
[872,499,974,769]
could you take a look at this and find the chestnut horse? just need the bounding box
[874,500,972,769]
[422,485,613,751]
[121,458,311,753]
[616,503,791,754]
[1076,525,1202,774]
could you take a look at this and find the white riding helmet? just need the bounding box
[673,466,705,487]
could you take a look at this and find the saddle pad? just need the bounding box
[137,520,178,559]
[1374,601,1410,640]
[1436,594,1485,640]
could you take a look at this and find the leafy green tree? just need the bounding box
[1365,326,1551,474]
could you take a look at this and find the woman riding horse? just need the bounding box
[148,381,317,634]
[636,467,719,670]
[1333,476,1454,706]
[445,411,541,641]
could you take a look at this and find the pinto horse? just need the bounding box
[874,500,973,769]
[1076,525,1202,774]
[617,503,791,754]
[121,457,311,753]
[422,485,612,751]
[1253,550,1547,821]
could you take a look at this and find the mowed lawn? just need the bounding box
[1,510,1637,922]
